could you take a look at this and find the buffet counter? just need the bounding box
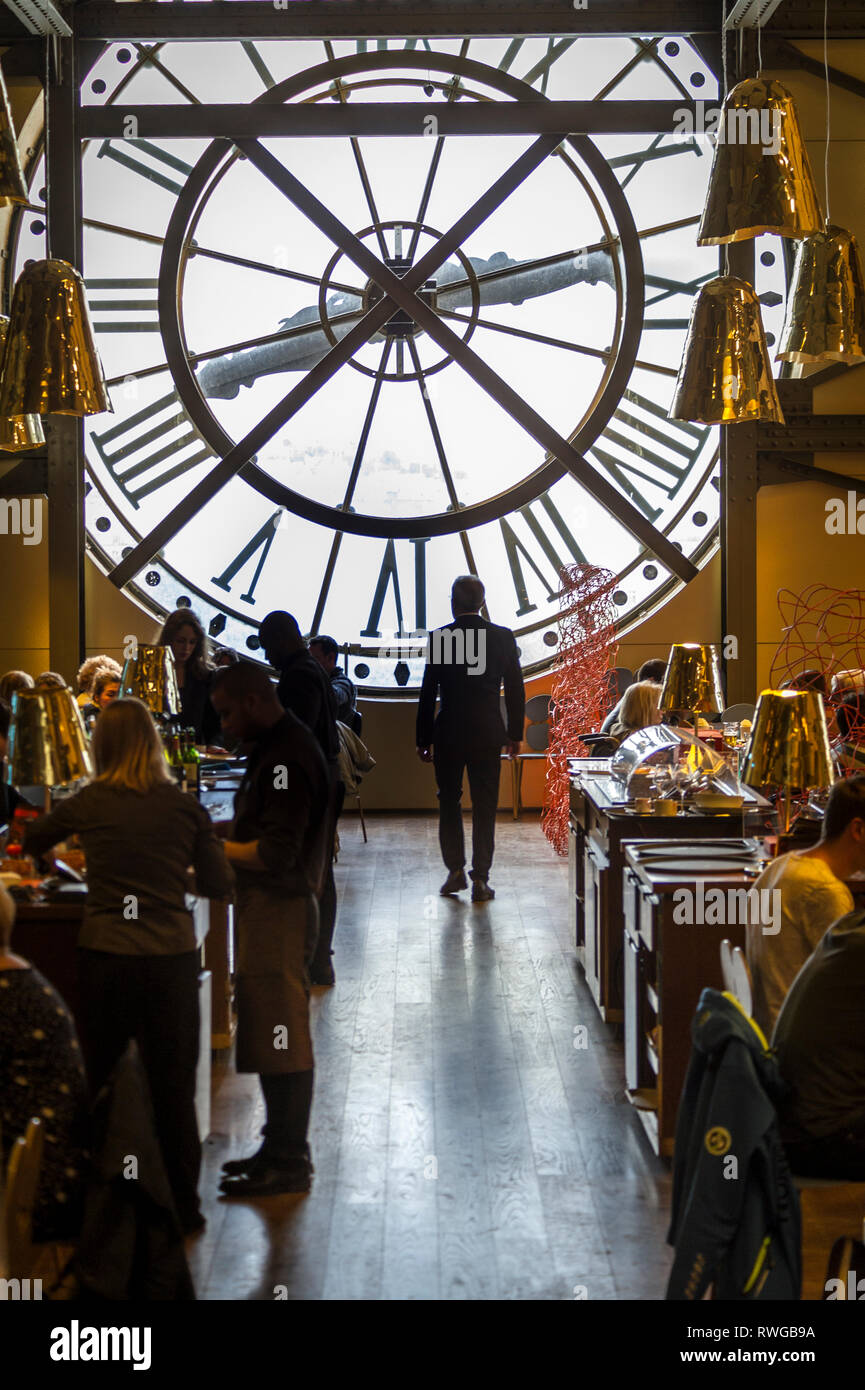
[568,764,769,1022]
[621,837,763,1156]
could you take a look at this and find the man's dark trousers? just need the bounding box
[434,745,501,880]
[311,770,344,976]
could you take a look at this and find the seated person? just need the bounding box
[747,775,865,1034]
[75,655,121,710]
[600,659,667,734]
[0,669,33,705]
[780,669,827,697]
[0,883,88,1242]
[607,680,662,746]
[831,669,865,701]
[833,692,865,774]
[309,634,360,733]
[773,906,865,1179]
[0,697,35,822]
[82,668,121,724]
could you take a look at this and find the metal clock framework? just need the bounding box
[7,30,790,691]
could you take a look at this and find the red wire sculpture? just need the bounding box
[769,582,865,776]
[542,563,619,856]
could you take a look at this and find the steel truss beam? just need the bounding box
[757,417,865,452]
[38,2,865,44]
[81,100,714,140]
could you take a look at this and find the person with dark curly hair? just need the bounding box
[157,607,221,744]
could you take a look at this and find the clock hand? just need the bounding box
[195,248,614,399]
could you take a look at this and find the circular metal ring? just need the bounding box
[317,218,481,381]
[158,47,644,540]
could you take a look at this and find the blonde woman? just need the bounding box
[608,680,663,745]
[24,697,232,1235]
[76,655,121,708]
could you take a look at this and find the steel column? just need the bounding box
[720,231,758,705]
[45,37,85,679]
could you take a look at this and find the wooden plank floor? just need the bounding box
[188,813,674,1300]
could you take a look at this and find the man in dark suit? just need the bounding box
[416,575,525,902]
[259,610,342,987]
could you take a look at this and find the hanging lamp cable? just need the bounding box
[823,0,831,229]
[756,9,763,76]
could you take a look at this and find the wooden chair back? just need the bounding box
[0,1116,43,1279]
[719,939,754,1017]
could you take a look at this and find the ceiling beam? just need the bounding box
[81,99,710,140]
[65,2,724,43]
[764,37,865,103]
[52,1,865,44]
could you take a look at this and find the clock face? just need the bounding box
[10,35,786,689]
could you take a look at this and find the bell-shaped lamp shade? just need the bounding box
[6,687,92,787]
[0,65,28,205]
[119,645,181,721]
[697,77,823,245]
[669,277,784,425]
[740,689,834,794]
[659,643,725,717]
[0,259,112,418]
[0,315,44,451]
[776,225,865,365]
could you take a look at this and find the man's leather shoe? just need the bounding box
[222,1142,313,1178]
[219,1158,312,1197]
[471,878,495,903]
[440,869,468,895]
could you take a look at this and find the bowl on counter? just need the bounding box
[694,791,744,813]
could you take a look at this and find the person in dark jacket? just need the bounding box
[772,908,865,1179]
[75,1041,195,1300]
[666,988,801,1301]
[24,697,233,1236]
[259,611,340,762]
[310,634,360,733]
[157,606,221,745]
[210,661,330,1197]
[259,610,342,986]
[0,696,35,823]
[416,575,525,903]
[0,883,88,1244]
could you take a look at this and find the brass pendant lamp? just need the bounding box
[119,645,181,722]
[777,226,865,364]
[740,689,834,832]
[776,11,865,367]
[697,76,822,245]
[0,315,44,450]
[6,687,93,790]
[0,259,111,418]
[658,643,725,737]
[669,276,784,424]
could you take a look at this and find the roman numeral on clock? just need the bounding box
[360,537,429,638]
[500,493,589,618]
[85,279,159,333]
[96,138,194,196]
[91,389,216,508]
[211,509,282,605]
[586,390,708,523]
